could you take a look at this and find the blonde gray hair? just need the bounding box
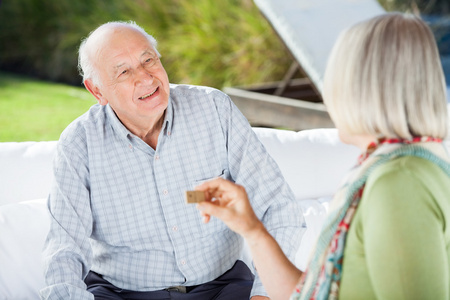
[323,13,448,139]
[78,21,160,85]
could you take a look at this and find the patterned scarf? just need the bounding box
[290,137,450,300]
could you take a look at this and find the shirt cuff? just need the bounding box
[250,274,268,298]
[40,283,95,300]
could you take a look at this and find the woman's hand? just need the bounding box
[195,177,264,240]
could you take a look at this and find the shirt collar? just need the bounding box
[106,104,131,144]
[164,94,174,136]
[105,97,174,144]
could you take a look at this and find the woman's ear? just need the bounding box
[84,79,108,105]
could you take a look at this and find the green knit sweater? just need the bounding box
[340,156,450,299]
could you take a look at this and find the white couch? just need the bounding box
[0,128,360,300]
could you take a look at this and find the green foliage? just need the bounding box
[162,0,290,87]
[0,72,95,141]
[0,0,125,84]
[0,0,292,88]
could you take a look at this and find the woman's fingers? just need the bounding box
[199,178,248,204]
[199,210,211,224]
[195,178,234,225]
[195,177,261,237]
[196,177,237,201]
[197,198,227,221]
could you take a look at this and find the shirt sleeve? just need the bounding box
[215,91,306,298]
[40,139,95,300]
[360,164,448,300]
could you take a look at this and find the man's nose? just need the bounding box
[134,66,154,85]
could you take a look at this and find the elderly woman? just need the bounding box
[196,13,450,300]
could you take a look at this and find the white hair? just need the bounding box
[323,13,448,139]
[77,21,160,85]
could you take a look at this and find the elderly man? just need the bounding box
[41,21,304,300]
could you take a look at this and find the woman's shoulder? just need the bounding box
[362,155,450,221]
[368,155,449,188]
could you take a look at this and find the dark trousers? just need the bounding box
[84,260,255,300]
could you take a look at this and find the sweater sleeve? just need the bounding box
[360,163,449,300]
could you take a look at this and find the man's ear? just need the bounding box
[84,79,108,105]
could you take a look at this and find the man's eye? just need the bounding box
[119,70,127,76]
[145,58,153,64]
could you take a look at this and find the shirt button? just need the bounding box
[128,144,133,150]
[167,131,172,136]
[155,155,160,160]
[172,226,178,232]
[163,190,168,195]
[180,260,186,265]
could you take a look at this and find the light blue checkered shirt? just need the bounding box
[41,84,305,299]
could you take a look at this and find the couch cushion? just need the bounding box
[0,141,57,205]
[254,128,360,200]
[295,197,330,271]
[0,199,49,300]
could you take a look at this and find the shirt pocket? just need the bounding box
[191,169,230,236]
[192,169,230,189]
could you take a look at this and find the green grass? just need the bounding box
[0,72,96,142]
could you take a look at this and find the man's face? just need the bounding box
[89,26,170,130]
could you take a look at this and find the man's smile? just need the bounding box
[138,86,159,100]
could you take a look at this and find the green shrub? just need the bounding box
[0,0,292,88]
[0,0,126,84]
[161,0,291,87]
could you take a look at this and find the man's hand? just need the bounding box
[251,296,270,300]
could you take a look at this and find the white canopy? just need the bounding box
[254,0,385,93]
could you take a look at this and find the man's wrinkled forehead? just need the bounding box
[87,25,155,68]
